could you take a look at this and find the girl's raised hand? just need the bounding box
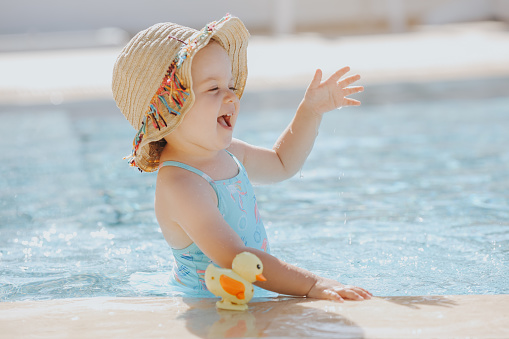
[301,67,363,116]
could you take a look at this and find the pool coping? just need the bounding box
[1,294,508,338]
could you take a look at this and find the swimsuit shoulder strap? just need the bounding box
[159,161,214,184]
[159,161,219,202]
[225,150,244,172]
[159,150,243,197]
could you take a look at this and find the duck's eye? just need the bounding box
[257,264,261,269]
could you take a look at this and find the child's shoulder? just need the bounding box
[157,164,207,190]
[227,138,248,163]
[156,165,217,206]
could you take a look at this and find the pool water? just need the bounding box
[1,89,508,302]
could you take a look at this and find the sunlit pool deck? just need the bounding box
[1,295,508,338]
[1,22,509,338]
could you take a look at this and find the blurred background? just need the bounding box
[1,0,508,105]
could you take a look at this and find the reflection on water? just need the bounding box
[1,93,508,301]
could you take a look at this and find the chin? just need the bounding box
[221,136,233,149]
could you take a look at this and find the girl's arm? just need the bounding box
[246,247,371,301]
[156,169,371,301]
[229,67,363,184]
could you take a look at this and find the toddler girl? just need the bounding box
[112,14,371,302]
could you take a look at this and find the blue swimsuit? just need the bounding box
[160,151,271,296]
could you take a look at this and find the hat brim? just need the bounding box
[134,16,249,172]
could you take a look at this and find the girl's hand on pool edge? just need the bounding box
[306,277,373,302]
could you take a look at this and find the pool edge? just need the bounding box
[1,294,508,338]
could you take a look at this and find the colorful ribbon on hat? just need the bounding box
[124,61,189,169]
[175,14,231,68]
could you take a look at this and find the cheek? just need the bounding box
[180,109,202,131]
[179,103,213,131]
[190,93,216,111]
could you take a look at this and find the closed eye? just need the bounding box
[208,87,236,92]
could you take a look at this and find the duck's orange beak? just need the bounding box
[256,274,267,282]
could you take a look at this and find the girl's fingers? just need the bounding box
[310,69,323,88]
[360,288,373,297]
[327,290,345,302]
[329,66,351,83]
[338,74,361,87]
[344,98,361,106]
[344,86,364,96]
[346,287,372,299]
[359,288,373,297]
[355,289,372,299]
[343,290,364,300]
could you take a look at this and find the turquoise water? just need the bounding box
[1,86,508,301]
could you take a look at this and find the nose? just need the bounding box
[223,88,239,104]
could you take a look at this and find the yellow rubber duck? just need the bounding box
[205,252,266,311]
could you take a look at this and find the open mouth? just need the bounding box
[217,113,233,128]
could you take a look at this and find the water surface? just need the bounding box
[1,86,508,301]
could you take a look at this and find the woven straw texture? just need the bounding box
[112,16,249,172]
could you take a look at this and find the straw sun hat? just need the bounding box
[112,14,249,172]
